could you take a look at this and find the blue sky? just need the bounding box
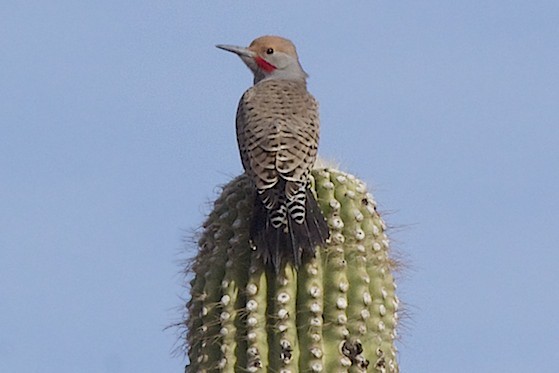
[2,1,558,372]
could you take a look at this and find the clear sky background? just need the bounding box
[2,1,558,372]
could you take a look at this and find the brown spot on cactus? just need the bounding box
[183,168,399,372]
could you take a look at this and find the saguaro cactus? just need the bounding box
[184,168,399,372]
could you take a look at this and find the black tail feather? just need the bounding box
[250,188,329,272]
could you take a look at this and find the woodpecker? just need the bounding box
[216,35,329,271]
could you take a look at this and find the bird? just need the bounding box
[216,35,330,272]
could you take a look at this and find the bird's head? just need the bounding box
[217,35,308,84]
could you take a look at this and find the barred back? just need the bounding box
[235,79,328,270]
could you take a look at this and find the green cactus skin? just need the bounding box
[185,168,399,372]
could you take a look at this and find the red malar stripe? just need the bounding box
[254,57,276,72]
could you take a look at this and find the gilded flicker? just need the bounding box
[217,35,329,271]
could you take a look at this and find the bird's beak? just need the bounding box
[216,44,255,58]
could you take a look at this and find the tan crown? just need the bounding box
[248,35,299,59]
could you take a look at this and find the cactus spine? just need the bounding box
[185,168,399,372]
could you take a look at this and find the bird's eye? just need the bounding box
[266,48,274,55]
